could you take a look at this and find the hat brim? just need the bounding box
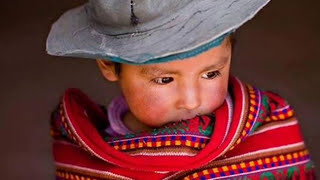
[47,0,270,64]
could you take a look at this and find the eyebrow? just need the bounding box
[140,66,180,76]
[200,56,229,72]
[140,56,229,76]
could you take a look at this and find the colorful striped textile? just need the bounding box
[50,77,315,179]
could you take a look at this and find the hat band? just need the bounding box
[105,31,232,64]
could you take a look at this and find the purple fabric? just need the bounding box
[104,95,133,137]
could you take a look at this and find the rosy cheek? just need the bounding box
[129,88,171,124]
[201,80,228,111]
[144,95,169,116]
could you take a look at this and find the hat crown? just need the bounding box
[88,0,192,31]
[48,0,270,63]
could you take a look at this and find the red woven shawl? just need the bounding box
[50,77,315,180]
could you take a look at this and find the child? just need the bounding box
[47,0,315,179]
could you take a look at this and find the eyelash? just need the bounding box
[151,71,221,85]
[201,70,221,79]
[151,77,174,85]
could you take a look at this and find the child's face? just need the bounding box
[98,37,231,127]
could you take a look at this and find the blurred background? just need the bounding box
[0,0,319,179]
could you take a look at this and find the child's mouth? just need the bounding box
[180,113,200,121]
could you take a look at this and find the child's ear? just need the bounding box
[96,59,119,82]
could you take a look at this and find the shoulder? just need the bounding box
[227,77,308,157]
[50,88,108,142]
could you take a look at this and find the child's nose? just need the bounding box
[176,85,201,111]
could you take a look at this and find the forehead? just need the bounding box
[119,37,231,76]
[138,37,231,73]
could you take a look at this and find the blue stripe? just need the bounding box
[103,32,231,65]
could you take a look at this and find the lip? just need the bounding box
[180,113,199,121]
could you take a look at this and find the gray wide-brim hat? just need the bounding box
[47,0,270,64]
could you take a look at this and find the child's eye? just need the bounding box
[152,77,174,85]
[201,71,221,79]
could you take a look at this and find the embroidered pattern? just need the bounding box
[109,135,208,151]
[229,85,296,151]
[265,105,294,122]
[56,170,101,180]
[183,149,311,180]
[229,85,261,150]
[53,103,91,153]
[106,115,215,151]
[56,167,132,180]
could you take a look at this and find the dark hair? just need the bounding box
[114,62,121,76]
[229,32,237,53]
[113,33,236,76]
